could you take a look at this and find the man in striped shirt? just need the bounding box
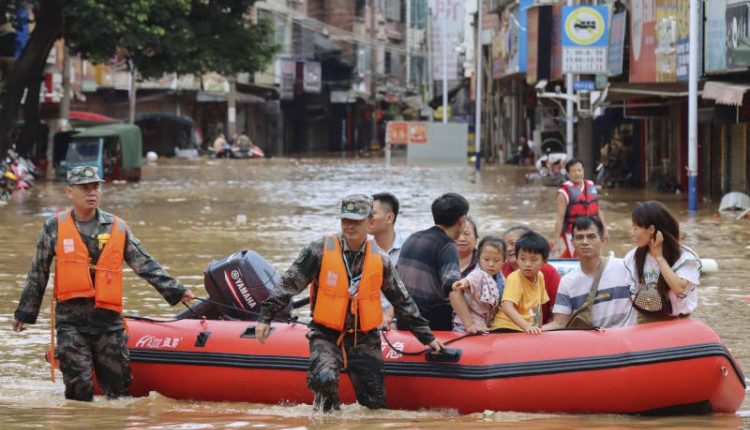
[544,216,636,329]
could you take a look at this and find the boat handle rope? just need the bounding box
[380,327,475,356]
[123,296,308,326]
[379,325,607,357]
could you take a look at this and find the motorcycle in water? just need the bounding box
[0,160,17,202]
[8,150,38,190]
[0,150,38,202]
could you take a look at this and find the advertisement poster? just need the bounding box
[551,2,563,79]
[526,6,551,85]
[655,0,678,82]
[727,0,750,67]
[518,0,530,74]
[386,121,409,145]
[491,18,508,79]
[526,6,540,84]
[705,0,727,72]
[386,121,428,145]
[629,0,657,82]
[608,11,627,76]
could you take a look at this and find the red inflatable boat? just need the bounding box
[125,317,745,414]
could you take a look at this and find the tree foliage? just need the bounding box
[62,0,276,78]
[0,0,277,156]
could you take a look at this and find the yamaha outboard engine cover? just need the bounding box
[203,250,291,320]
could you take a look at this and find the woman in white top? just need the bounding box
[624,201,701,324]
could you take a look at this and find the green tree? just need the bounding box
[0,0,276,157]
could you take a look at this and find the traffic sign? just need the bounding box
[562,5,609,74]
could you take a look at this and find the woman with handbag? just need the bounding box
[624,201,702,324]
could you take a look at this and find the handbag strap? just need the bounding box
[567,257,608,325]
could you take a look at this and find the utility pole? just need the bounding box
[441,1,448,123]
[688,0,699,211]
[128,59,136,125]
[370,0,379,151]
[227,76,237,137]
[565,0,574,159]
[474,0,482,171]
[59,44,71,131]
[406,0,411,89]
[427,6,433,113]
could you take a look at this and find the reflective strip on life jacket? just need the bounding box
[562,180,600,234]
[54,210,126,313]
[314,235,383,332]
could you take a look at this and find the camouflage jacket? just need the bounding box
[14,208,187,332]
[259,235,436,345]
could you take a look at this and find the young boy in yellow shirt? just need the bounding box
[491,231,550,334]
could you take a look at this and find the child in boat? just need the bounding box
[450,236,507,333]
[491,231,550,334]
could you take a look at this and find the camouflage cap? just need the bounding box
[340,194,373,220]
[67,166,104,185]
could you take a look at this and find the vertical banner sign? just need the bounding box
[386,121,409,145]
[526,6,552,84]
[518,0,531,74]
[408,122,428,144]
[562,5,610,74]
[655,0,678,82]
[491,16,507,79]
[629,0,657,83]
[727,0,750,67]
[280,59,295,100]
[526,6,540,84]
[551,2,564,80]
[705,0,727,73]
[608,11,627,76]
[303,61,322,93]
[430,0,465,81]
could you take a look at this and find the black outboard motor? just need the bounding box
[202,250,291,320]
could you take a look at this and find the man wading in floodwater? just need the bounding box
[255,194,442,412]
[11,166,194,401]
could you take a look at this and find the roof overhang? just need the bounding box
[701,81,750,106]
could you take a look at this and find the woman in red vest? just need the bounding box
[551,159,608,258]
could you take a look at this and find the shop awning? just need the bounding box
[196,91,264,104]
[608,82,693,99]
[701,81,750,106]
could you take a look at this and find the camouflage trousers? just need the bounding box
[306,327,386,412]
[55,328,132,401]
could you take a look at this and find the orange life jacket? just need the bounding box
[54,210,127,313]
[313,235,383,332]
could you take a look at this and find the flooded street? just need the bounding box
[0,156,748,429]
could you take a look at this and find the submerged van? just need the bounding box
[59,124,142,181]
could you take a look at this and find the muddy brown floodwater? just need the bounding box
[0,157,747,429]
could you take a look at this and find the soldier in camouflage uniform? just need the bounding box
[255,194,442,412]
[12,166,194,401]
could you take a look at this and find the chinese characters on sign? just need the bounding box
[562,6,610,74]
[386,121,428,145]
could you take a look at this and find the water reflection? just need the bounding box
[0,157,748,428]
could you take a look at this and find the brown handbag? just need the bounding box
[632,281,673,316]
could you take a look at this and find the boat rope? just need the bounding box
[192,296,309,326]
[380,327,477,356]
[123,297,308,326]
